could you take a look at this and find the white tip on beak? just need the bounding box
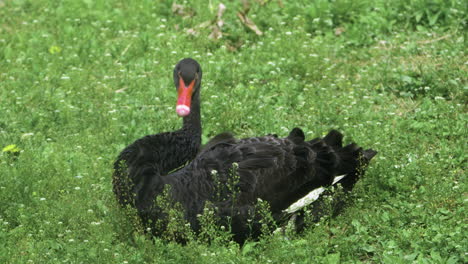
[176,105,190,117]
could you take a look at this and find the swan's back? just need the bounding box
[158,128,375,243]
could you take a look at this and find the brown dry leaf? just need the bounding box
[417,34,451,44]
[334,27,345,36]
[277,0,284,8]
[172,2,183,13]
[186,21,210,36]
[197,21,213,29]
[216,3,226,26]
[184,3,226,39]
[240,0,251,13]
[172,2,195,18]
[115,87,127,93]
[256,0,270,6]
[226,40,244,52]
[209,3,226,39]
[209,26,222,40]
[237,12,263,36]
[186,28,198,36]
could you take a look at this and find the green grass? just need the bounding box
[0,0,466,263]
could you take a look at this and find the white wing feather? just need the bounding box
[284,174,346,214]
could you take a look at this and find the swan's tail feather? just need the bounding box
[280,137,377,234]
[335,145,377,191]
[323,129,343,148]
[287,127,305,144]
[285,130,377,214]
[363,149,378,161]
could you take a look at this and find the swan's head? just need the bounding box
[173,58,202,117]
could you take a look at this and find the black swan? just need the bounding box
[113,58,202,210]
[113,58,377,244]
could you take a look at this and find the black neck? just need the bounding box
[182,90,202,137]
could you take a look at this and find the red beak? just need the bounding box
[176,77,195,117]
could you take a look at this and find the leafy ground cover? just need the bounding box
[0,0,466,263]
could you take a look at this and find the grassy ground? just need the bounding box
[0,0,466,263]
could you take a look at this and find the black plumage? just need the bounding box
[113,59,202,211]
[112,58,377,244]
